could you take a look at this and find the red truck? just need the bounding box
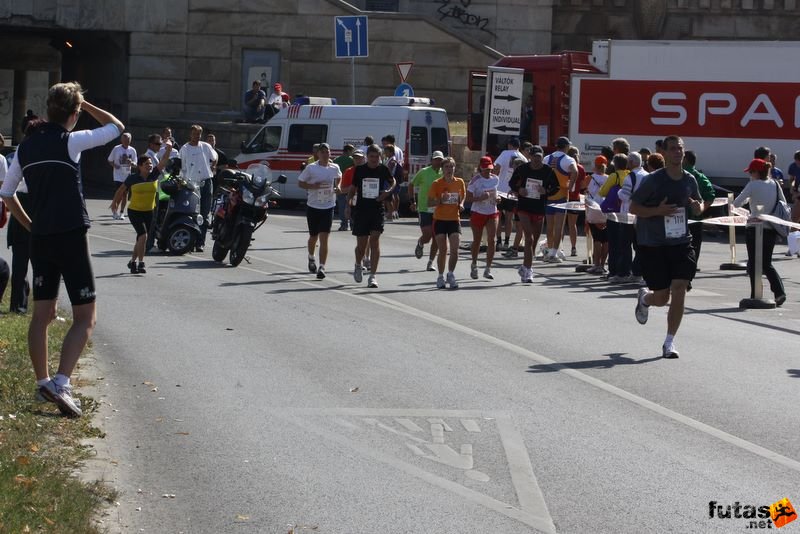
[468,40,800,189]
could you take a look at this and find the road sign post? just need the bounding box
[335,16,369,105]
[481,66,524,156]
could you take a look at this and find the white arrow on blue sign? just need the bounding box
[394,83,414,97]
[335,16,368,58]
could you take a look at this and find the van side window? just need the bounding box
[288,124,328,152]
[409,126,428,155]
[243,126,281,154]
[432,127,449,156]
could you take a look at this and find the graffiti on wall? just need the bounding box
[434,0,495,36]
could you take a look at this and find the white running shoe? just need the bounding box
[483,268,494,280]
[446,272,458,289]
[662,343,679,359]
[367,275,378,288]
[635,287,649,325]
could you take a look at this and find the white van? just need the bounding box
[234,96,450,201]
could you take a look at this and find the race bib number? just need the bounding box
[526,179,542,199]
[444,192,460,205]
[483,189,496,203]
[314,183,334,204]
[362,178,379,199]
[664,207,686,238]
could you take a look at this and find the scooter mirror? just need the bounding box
[277,174,287,184]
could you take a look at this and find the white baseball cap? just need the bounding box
[432,151,445,160]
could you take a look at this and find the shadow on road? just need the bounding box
[686,306,800,336]
[92,249,132,258]
[526,352,663,373]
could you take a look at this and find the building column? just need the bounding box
[12,69,28,144]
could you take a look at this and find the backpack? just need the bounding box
[768,180,792,237]
[599,172,636,213]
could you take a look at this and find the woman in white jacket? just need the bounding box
[734,158,787,306]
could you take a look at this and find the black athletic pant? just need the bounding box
[745,226,784,299]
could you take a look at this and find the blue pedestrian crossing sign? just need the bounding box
[394,83,414,97]
[335,16,368,58]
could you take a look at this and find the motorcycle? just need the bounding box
[211,164,286,266]
[155,158,204,255]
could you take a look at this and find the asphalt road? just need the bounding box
[4,199,799,533]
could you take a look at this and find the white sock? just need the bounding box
[664,334,675,347]
[53,373,70,387]
[549,248,556,256]
[308,254,315,260]
[318,263,324,269]
[36,378,51,387]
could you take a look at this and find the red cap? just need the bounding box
[274,82,282,90]
[594,155,608,167]
[744,158,768,173]
[479,156,494,170]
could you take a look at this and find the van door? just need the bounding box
[408,110,450,177]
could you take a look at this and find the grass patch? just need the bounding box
[0,312,113,533]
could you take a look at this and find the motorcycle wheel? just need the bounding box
[228,227,253,267]
[212,240,229,263]
[168,227,195,255]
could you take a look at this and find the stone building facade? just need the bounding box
[0,0,502,145]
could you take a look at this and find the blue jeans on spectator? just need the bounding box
[199,178,213,247]
[336,193,349,229]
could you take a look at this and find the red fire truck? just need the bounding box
[468,40,800,188]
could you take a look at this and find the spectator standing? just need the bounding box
[682,150,715,268]
[381,134,404,166]
[542,136,579,262]
[0,82,124,416]
[492,138,527,251]
[734,158,787,306]
[586,156,609,274]
[566,146,588,256]
[787,150,800,224]
[145,134,161,166]
[179,124,218,252]
[107,133,137,219]
[598,154,631,282]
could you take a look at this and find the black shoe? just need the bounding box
[316,266,326,280]
[194,245,204,253]
[137,262,146,274]
[128,260,137,274]
[775,294,787,307]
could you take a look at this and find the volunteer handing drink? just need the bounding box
[298,143,342,279]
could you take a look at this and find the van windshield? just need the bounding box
[242,126,281,154]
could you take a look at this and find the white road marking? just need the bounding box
[395,418,424,432]
[461,419,482,433]
[273,408,554,533]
